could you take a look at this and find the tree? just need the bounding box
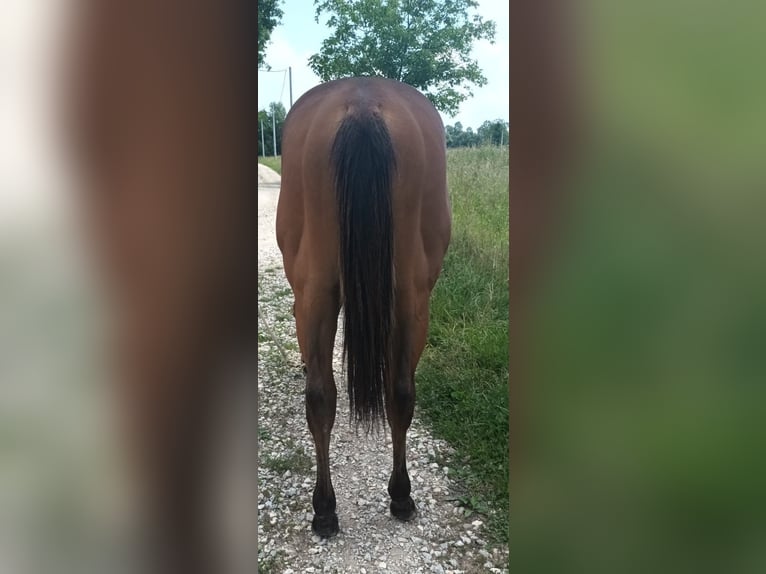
[308,0,496,116]
[258,0,284,69]
[477,119,509,146]
[463,127,479,147]
[258,102,288,156]
[445,121,464,148]
[444,119,508,148]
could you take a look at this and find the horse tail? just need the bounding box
[331,108,396,431]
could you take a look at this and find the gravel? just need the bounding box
[257,171,508,573]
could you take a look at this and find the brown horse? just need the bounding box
[64,2,255,572]
[276,77,451,537]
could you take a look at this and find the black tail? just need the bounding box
[331,108,396,431]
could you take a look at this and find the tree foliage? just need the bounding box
[308,0,496,116]
[258,102,287,156]
[445,119,508,148]
[476,119,509,146]
[258,0,284,69]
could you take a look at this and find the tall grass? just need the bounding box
[416,147,509,542]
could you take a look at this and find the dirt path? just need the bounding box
[257,166,508,574]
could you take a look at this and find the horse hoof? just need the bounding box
[390,496,417,521]
[311,513,339,538]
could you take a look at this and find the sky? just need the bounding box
[257,0,509,129]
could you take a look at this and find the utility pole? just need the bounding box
[260,118,265,157]
[289,67,293,108]
[272,109,277,157]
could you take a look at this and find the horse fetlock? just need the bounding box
[390,496,417,521]
[311,488,338,537]
[387,470,411,501]
[311,512,339,538]
[312,488,336,515]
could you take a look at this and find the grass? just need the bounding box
[256,553,281,573]
[415,147,509,544]
[260,443,313,475]
[258,155,282,175]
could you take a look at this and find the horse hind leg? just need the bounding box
[385,309,425,521]
[386,371,417,521]
[295,285,341,537]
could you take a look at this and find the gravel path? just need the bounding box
[257,165,508,574]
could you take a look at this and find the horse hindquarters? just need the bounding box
[277,77,450,537]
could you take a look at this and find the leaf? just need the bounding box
[258,0,285,68]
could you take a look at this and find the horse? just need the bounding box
[63,2,256,572]
[276,76,452,537]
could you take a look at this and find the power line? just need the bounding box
[259,67,292,111]
[258,66,294,157]
[279,69,288,104]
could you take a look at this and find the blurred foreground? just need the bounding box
[513,1,766,571]
[1,2,126,571]
[1,1,256,573]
